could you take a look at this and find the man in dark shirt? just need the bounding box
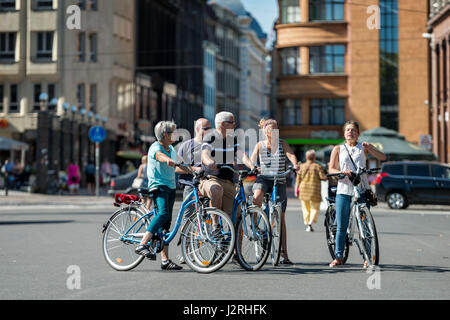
[200,111,254,217]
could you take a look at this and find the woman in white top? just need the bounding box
[328,121,386,268]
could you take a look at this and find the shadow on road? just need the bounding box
[378,264,450,273]
[0,220,75,226]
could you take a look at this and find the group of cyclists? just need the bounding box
[133,111,386,271]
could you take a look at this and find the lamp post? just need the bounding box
[37,93,48,193]
[70,105,77,163]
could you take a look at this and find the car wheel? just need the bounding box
[387,192,408,209]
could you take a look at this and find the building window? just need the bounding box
[0,84,4,113]
[77,32,85,62]
[89,33,97,62]
[309,45,345,73]
[310,99,345,125]
[89,0,97,10]
[33,84,41,112]
[283,99,302,125]
[77,84,85,109]
[281,0,301,24]
[34,0,53,10]
[0,32,16,62]
[0,0,16,11]
[379,0,399,131]
[36,31,53,61]
[309,0,345,21]
[280,47,301,75]
[89,84,96,112]
[9,84,18,113]
[78,0,85,10]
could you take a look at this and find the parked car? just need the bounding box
[108,169,138,196]
[375,161,450,209]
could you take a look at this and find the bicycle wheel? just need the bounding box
[324,204,349,264]
[235,206,271,271]
[269,204,282,266]
[102,207,150,271]
[181,208,235,273]
[358,207,380,266]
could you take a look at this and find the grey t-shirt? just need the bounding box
[177,139,202,185]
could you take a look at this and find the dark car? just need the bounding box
[108,169,138,196]
[375,161,450,209]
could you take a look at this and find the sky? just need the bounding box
[241,0,278,44]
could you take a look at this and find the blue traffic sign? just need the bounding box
[89,126,106,143]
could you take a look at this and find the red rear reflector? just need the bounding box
[110,180,115,187]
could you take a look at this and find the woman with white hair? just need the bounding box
[295,149,327,232]
[134,120,183,271]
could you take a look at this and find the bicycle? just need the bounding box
[260,166,295,266]
[101,164,235,274]
[219,165,272,271]
[325,167,381,268]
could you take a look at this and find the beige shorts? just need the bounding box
[199,176,237,217]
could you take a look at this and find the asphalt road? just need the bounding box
[0,200,449,301]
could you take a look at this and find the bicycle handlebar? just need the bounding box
[326,167,381,179]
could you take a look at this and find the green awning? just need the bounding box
[359,127,437,161]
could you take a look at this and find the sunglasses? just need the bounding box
[202,127,211,131]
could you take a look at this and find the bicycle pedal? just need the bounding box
[146,253,157,260]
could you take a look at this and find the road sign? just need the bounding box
[89,126,106,143]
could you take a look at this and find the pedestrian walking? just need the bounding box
[328,121,386,268]
[136,155,150,209]
[67,161,81,195]
[295,150,327,232]
[85,162,96,195]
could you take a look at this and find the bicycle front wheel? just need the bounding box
[358,207,380,266]
[324,204,349,264]
[235,206,271,271]
[102,207,150,271]
[269,204,282,266]
[181,208,235,273]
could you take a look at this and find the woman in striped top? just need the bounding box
[250,119,299,265]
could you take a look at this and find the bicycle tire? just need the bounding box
[324,204,349,264]
[269,204,282,266]
[181,208,235,274]
[102,207,150,271]
[358,207,380,266]
[235,206,272,271]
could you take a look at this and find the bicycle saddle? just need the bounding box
[138,187,159,196]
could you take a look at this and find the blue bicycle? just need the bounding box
[220,165,272,271]
[260,167,294,266]
[102,164,236,274]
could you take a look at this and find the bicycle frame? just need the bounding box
[121,187,199,246]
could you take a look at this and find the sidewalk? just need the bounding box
[0,189,113,207]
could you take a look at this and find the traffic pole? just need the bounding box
[95,142,100,197]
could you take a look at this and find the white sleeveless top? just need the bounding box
[337,143,370,196]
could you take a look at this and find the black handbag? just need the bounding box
[343,144,378,207]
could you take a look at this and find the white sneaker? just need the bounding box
[306,225,312,232]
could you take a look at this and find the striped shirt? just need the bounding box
[258,139,287,183]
